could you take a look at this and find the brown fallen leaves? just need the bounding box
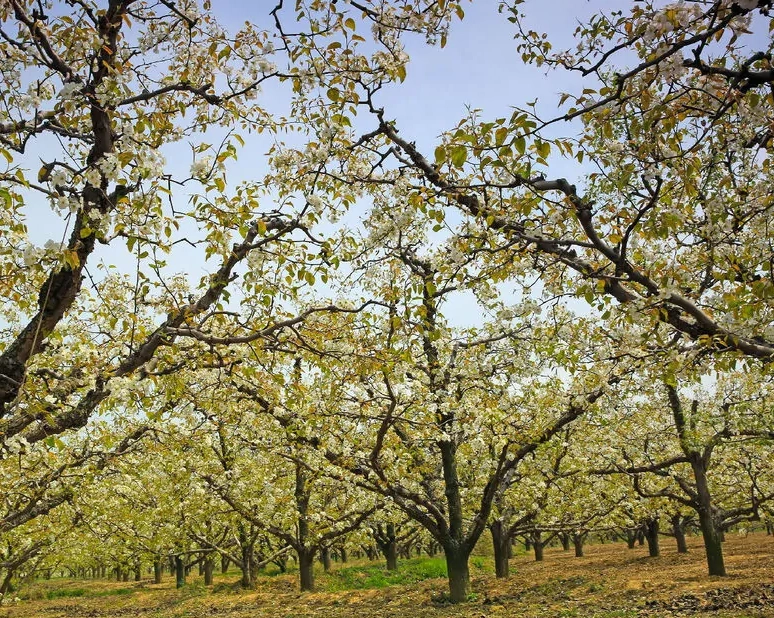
[3,532,773,618]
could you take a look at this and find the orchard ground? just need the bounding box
[3,533,773,618]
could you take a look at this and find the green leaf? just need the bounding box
[434,146,446,165]
[451,145,467,167]
[0,188,11,208]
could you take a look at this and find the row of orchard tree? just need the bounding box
[1,0,773,605]
[3,313,773,600]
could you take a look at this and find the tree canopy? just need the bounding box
[0,0,773,604]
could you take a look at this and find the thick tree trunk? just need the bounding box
[560,533,570,551]
[340,547,347,563]
[438,436,475,602]
[240,544,254,588]
[692,462,726,576]
[671,514,689,554]
[696,509,725,575]
[221,555,230,574]
[385,540,398,571]
[298,549,315,592]
[153,560,162,584]
[532,531,544,562]
[489,520,510,578]
[175,556,185,589]
[320,547,331,573]
[134,559,141,581]
[204,556,214,585]
[645,518,660,557]
[573,533,585,558]
[637,529,645,546]
[443,543,471,603]
[376,523,399,571]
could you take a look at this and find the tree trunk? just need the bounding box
[298,549,315,592]
[625,529,637,549]
[669,386,726,575]
[320,547,331,573]
[532,531,544,562]
[204,556,214,586]
[573,533,585,558]
[645,518,660,557]
[175,556,185,589]
[240,544,254,588]
[690,457,726,575]
[376,523,399,571]
[340,547,347,563]
[443,543,471,603]
[134,559,141,582]
[221,555,230,574]
[560,533,570,551]
[153,560,162,584]
[637,529,645,546]
[671,514,689,554]
[439,436,473,603]
[489,520,509,578]
[696,508,725,575]
[385,539,398,571]
[296,462,314,592]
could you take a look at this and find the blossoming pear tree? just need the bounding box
[589,365,774,575]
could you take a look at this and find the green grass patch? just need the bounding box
[45,588,86,599]
[44,586,137,600]
[323,557,447,591]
